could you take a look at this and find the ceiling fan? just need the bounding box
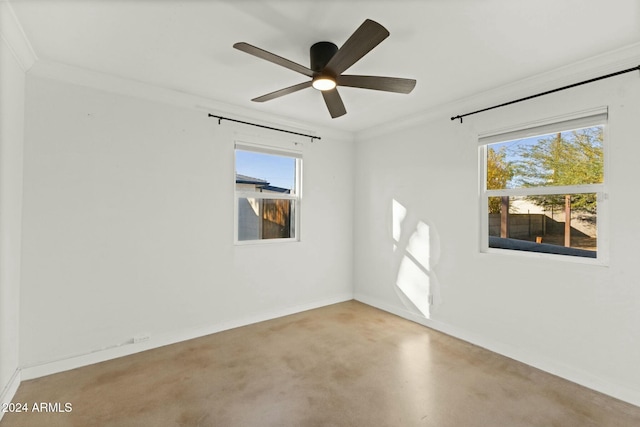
[233,19,416,119]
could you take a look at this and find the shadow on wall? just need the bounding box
[391,199,442,319]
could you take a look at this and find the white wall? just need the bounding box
[19,75,354,372]
[11,15,640,411]
[354,62,640,405]
[0,1,29,412]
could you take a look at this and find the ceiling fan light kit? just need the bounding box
[312,77,336,91]
[233,19,416,118]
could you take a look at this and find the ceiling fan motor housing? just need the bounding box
[310,42,338,74]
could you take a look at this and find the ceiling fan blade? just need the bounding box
[324,19,390,76]
[234,42,314,77]
[252,81,313,102]
[321,88,347,118]
[338,75,416,94]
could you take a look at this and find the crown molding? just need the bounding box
[0,1,37,71]
[357,41,640,142]
[27,58,354,144]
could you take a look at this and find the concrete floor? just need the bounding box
[3,301,640,427]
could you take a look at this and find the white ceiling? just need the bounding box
[9,0,640,133]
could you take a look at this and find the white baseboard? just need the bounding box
[21,291,638,408]
[354,293,640,408]
[21,293,353,381]
[0,369,22,423]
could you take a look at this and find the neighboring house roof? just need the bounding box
[236,174,268,185]
[263,185,290,194]
[235,173,290,194]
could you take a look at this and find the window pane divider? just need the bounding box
[235,191,298,200]
[484,184,604,197]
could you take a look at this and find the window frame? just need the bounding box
[234,141,302,245]
[478,110,609,264]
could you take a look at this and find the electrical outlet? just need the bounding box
[428,294,434,305]
[132,334,150,344]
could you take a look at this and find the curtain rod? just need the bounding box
[451,65,640,123]
[208,114,321,141]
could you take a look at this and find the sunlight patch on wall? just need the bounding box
[392,199,407,252]
[407,221,430,269]
[397,254,431,317]
[392,199,435,319]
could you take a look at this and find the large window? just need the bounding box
[479,111,607,261]
[235,143,301,243]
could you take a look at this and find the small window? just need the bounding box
[479,112,606,261]
[235,143,301,243]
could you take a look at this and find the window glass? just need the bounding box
[235,150,296,194]
[487,194,597,258]
[235,146,300,243]
[481,118,605,260]
[486,126,603,190]
[237,198,295,241]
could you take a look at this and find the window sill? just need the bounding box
[234,238,300,246]
[480,246,609,267]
